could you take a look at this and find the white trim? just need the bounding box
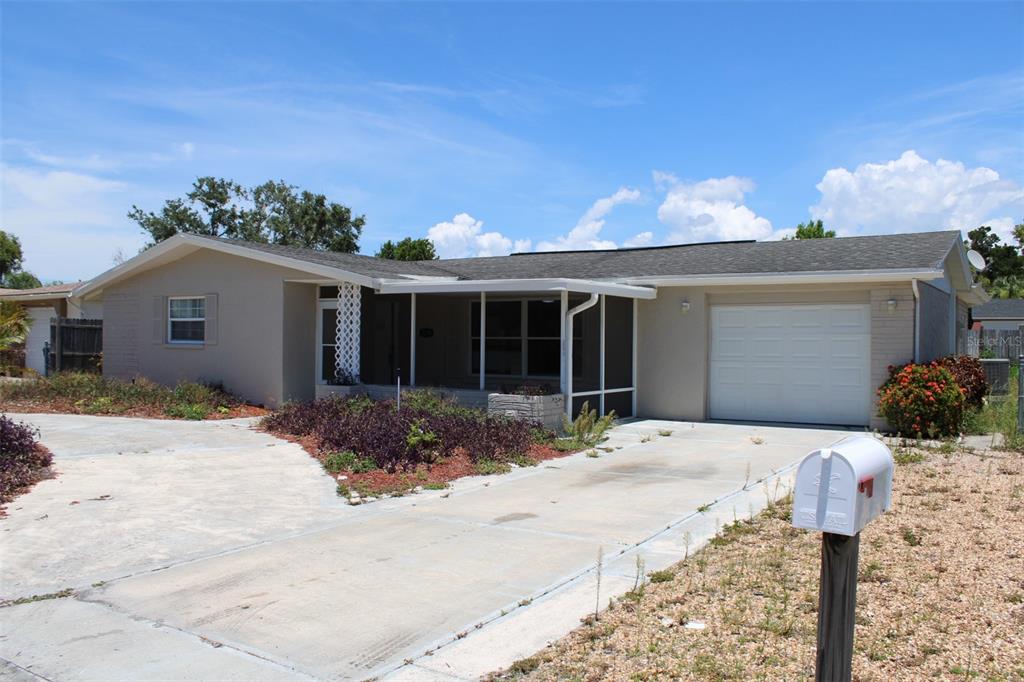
[378,277,657,299]
[0,290,74,302]
[911,279,921,363]
[623,268,946,288]
[571,387,633,397]
[565,293,599,417]
[315,298,338,385]
[632,298,638,417]
[167,295,205,345]
[559,291,568,394]
[74,233,375,299]
[598,294,605,415]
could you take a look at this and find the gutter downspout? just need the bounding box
[565,293,599,417]
[911,279,921,363]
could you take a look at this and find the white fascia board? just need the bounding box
[74,233,377,299]
[957,285,991,306]
[377,277,658,300]
[622,268,946,287]
[0,291,73,302]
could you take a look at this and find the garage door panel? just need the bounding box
[709,304,870,426]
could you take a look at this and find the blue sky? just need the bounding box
[2,1,1023,281]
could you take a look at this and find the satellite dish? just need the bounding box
[967,250,987,271]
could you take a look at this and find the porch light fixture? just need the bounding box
[886,298,897,312]
[680,300,691,314]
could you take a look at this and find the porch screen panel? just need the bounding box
[573,300,600,393]
[604,296,634,390]
[359,289,411,385]
[603,390,634,419]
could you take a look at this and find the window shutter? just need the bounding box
[205,294,219,345]
[153,296,166,344]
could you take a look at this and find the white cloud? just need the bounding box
[655,174,774,242]
[536,187,641,251]
[427,212,527,258]
[811,150,1024,242]
[0,165,146,280]
[623,231,653,248]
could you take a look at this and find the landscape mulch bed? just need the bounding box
[496,446,1024,681]
[0,399,266,420]
[269,429,573,497]
[0,443,55,516]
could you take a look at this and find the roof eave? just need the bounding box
[377,277,658,299]
[74,233,382,299]
[622,268,946,287]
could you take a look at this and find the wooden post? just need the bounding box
[815,532,860,682]
[53,317,63,373]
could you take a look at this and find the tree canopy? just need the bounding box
[0,231,41,290]
[966,222,1024,298]
[128,177,365,253]
[791,220,835,239]
[375,237,438,261]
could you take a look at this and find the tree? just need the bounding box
[966,225,1023,283]
[0,302,29,351]
[4,272,42,290]
[0,231,24,283]
[791,220,835,240]
[376,237,438,261]
[128,177,365,253]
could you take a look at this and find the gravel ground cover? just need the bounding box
[496,444,1024,681]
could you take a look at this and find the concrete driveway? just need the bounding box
[0,414,852,681]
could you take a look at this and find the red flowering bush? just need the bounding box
[877,362,965,438]
[938,355,988,409]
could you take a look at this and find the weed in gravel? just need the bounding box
[894,447,926,465]
[901,526,923,546]
[648,570,674,584]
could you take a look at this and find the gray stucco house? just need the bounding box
[72,229,987,429]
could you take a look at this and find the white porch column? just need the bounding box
[479,292,486,391]
[599,294,606,416]
[559,290,568,396]
[632,298,638,417]
[335,282,361,383]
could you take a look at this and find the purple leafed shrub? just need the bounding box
[264,393,546,472]
[1,415,52,503]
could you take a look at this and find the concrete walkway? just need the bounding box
[0,414,852,681]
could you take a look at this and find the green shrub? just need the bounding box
[323,451,375,474]
[164,403,210,420]
[939,355,988,409]
[562,401,616,446]
[877,362,965,438]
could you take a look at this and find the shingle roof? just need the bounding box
[970,298,1024,319]
[197,230,960,282]
[0,282,82,297]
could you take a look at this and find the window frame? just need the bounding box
[315,299,339,384]
[167,296,206,345]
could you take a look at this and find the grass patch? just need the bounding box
[0,588,74,608]
[0,372,250,420]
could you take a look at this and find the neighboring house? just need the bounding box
[0,283,102,375]
[71,230,987,430]
[969,298,1024,331]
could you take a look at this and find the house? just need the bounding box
[0,282,102,375]
[968,298,1024,331]
[71,230,987,429]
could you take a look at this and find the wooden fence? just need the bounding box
[48,318,102,374]
[962,328,1024,360]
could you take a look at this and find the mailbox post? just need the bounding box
[792,436,894,682]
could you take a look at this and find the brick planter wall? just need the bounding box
[487,393,565,431]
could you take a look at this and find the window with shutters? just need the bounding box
[168,297,205,344]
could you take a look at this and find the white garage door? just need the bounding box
[709,304,871,426]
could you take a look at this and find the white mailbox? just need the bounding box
[792,436,894,537]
